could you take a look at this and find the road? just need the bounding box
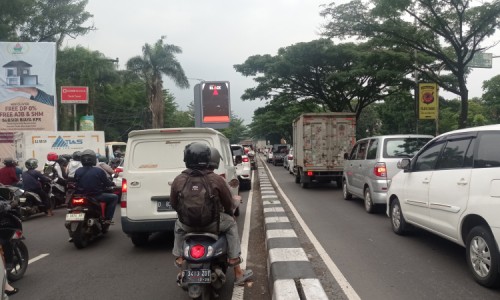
[13,183,270,300]
[10,158,500,299]
[263,157,500,300]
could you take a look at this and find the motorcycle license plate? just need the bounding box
[182,269,211,284]
[157,200,173,212]
[66,213,85,221]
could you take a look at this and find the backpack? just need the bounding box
[43,162,57,179]
[177,170,219,228]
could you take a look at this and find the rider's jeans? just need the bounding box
[173,212,241,259]
[94,193,118,220]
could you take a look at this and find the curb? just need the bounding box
[257,159,329,300]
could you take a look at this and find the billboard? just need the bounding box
[0,42,57,157]
[418,83,439,120]
[194,81,231,129]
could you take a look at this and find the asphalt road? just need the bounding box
[265,159,500,300]
[12,183,270,300]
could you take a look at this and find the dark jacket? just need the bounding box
[21,169,50,191]
[75,166,114,194]
[170,168,234,216]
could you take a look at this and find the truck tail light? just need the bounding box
[307,171,313,176]
[374,163,387,177]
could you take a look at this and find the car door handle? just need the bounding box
[422,178,430,184]
[457,179,468,186]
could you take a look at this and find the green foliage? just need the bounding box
[219,114,248,144]
[482,75,500,123]
[126,37,189,128]
[0,0,35,40]
[321,0,500,128]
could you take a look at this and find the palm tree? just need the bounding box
[126,37,189,128]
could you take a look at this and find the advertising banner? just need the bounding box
[0,42,57,157]
[80,115,95,131]
[418,83,439,120]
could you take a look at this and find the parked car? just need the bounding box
[271,144,289,166]
[120,128,239,247]
[343,135,433,213]
[387,125,500,287]
[231,144,252,190]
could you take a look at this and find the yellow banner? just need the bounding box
[419,83,438,120]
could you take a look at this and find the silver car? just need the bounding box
[343,134,432,213]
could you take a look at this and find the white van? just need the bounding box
[120,128,239,246]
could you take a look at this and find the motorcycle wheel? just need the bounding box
[7,241,29,282]
[191,285,211,300]
[73,223,89,249]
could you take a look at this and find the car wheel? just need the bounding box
[342,180,352,200]
[466,226,500,288]
[131,233,150,247]
[364,187,375,214]
[390,198,408,235]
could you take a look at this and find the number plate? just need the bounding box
[157,200,173,212]
[66,213,85,221]
[182,269,211,284]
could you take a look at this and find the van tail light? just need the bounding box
[242,157,249,163]
[374,163,387,177]
[307,171,313,176]
[190,244,206,259]
[120,178,127,208]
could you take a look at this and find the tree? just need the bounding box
[235,39,413,119]
[0,0,35,41]
[219,114,248,144]
[482,75,500,123]
[127,37,189,128]
[321,0,500,128]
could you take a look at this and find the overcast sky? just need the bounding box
[66,0,500,125]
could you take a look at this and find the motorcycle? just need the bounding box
[0,188,29,282]
[64,190,116,249]
[178,232,229,300]
[3,186,48,220]
[43,179,66,209]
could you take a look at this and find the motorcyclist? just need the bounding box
[44,152,66,186]
[21,158,53,216]
[74,149,118,224]
[170,143,253,286]
[96,154,114,179]
[66,151,83,180]
[0,158,20,187]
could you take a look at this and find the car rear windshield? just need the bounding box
[383,137,432,158]
[231,146,244,156]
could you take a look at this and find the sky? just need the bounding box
[65,0,500,125]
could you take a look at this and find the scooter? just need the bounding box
[43,179,66,209]
[0,189,29,282]
[16,188,47,220]
[178,232,229,299]
[64,193,111,249]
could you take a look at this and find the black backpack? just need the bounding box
[177,170,219,228]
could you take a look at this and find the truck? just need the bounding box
[14,131,106,170]
[292,112,356,188]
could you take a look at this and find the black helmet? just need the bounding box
[25,158,38,170]
[80,149,97,167]
[208,147,221,170]
[57,157,68,167]
[72,151,82,161]
[184,142,211,169]
[61,154,72,162]
[3,157,15,167]
[114,150,123,158]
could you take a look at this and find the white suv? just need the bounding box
[231,144,252,190]
[387,125,500,287]
[120,128,239,246]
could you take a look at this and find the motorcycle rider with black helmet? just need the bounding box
[170,142,253,286]
[21,158,53,216]
[74,149,118,224]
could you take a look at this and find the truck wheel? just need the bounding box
[295,171,300,183]
[300,171,309,188]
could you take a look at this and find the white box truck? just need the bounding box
[292,112,356,188]
[14,131,106,170]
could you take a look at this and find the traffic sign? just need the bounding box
[468,52,493,68]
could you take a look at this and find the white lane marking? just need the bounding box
[262,159,361,300]
[28,253,49,264]
[232,171,254,300]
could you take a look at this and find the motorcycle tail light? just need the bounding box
[307,171,313,176]
[72,197,87,206]
[11,230,23,240]
[190,244,206,259]
[374,162,387,177]
[120,179,127,208]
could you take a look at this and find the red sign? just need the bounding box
[61,86,89,104]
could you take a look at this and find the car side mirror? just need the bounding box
[397,158,411,170]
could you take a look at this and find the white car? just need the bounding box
[231,144,252,190]
[120,128,239,247]
[387,124,500,287]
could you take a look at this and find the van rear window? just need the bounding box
[383,138,431,158]
[131,139,210,170]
